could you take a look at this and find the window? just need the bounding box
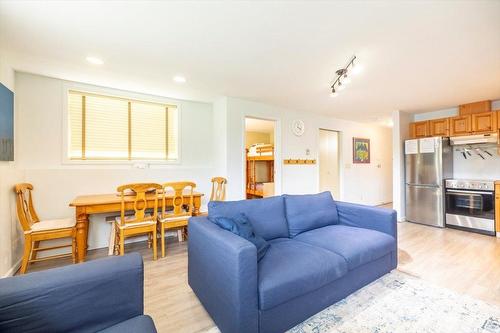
[68,90,178,161]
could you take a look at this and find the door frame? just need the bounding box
[242,116,281,198]
[318,128,343,200]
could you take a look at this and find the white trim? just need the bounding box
[317,128,342,200]
[60,81,182,166]
[242,116,282,197]
[3,258,22,278]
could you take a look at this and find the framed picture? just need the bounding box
[353,137,370,164]
[0,82,14,161]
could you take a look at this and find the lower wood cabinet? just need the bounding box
[429,118,449,137]
[472,111,497,134]
[495,183,500,234]
[450,115,471,136]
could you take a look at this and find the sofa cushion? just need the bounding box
[294,225,396,270]
[283,192,339,237]
[258,238,347,310]
[209,213,270,261]
[208,196,288,240]
[97,315,157,333]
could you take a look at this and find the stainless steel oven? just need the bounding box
[445,179,495,235]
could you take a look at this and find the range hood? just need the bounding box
[450,133,498,146]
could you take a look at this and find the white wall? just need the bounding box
[392,110,413,221]
[15,73,215,252]
[453,149,500,179]
[213,97,227,177]
[0,56,24,277]
[223,97,393,205]
[413,107,458,121]
[319,130,340,199]
[3,72,395,273]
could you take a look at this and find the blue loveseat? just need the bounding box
[188,192,397,333]
[0,253,157,333]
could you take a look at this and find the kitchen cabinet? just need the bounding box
[459,100,491,115]
[429,118,449,137]
[450,115,471,136]
[407,100,496,139]
[495,182,500,235]
[471,111,497,134]
[409,121,430,139]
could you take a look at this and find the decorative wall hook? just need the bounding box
[283,159,316,165]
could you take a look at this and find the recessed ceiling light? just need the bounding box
[86,56,104,65]
[173,75,186,83]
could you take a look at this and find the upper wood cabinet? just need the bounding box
[450,115,472,136]
[459,100,491,115]
[407,101,497,139]
[410,121,430,139]
[471,111,497,134]
[429,118,449,137]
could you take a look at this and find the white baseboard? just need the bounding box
[3,258,22,278]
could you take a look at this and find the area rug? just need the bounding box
[205,271,500,333]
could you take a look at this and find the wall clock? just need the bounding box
[292,119,305,136]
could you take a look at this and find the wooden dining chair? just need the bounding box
[158,182,196,258]
[14,183,77,274]
[115,183,162,260]
[210,177,227,201]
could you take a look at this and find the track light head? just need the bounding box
[330,55,358,97]
[343,73,351,85]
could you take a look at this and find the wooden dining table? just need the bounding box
[69,191,204,262]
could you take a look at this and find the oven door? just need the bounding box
[445,189,494,220]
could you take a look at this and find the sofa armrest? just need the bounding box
[336,201,397,239]
[188,216,258,333]
[0,253,145,333]
[337,202,398,269]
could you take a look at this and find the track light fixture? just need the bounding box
[330,56,359,96]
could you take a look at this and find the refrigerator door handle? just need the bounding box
[406,183,440,188]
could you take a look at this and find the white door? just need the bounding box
[319,129,340,199]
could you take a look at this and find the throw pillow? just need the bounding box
[209,213,270,261]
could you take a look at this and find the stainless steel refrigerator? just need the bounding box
[405,137,453,227]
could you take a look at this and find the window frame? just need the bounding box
[61,83,181,165]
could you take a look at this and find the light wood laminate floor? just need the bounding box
[24,222,500,332]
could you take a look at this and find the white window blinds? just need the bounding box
[68,90,178,161]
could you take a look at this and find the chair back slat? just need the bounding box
[116,183,162,226]
[14,183,40,232]
[210,177,227,201]
[161,182,196,218]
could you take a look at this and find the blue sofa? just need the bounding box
[0,253,157,333]
[188,192,397,333]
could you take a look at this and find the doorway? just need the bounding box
[319,129,340,199]
[245,118,276,199]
